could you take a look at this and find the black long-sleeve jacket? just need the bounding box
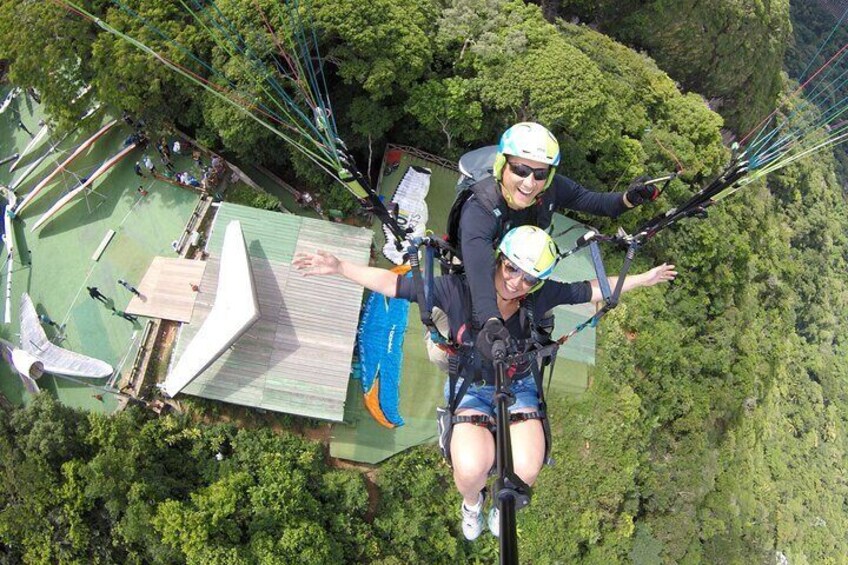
[458,175,627,326]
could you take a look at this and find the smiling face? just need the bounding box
[494,258,535,300]
[499,156,551,210]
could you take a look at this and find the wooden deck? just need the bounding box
[125,257,207,322]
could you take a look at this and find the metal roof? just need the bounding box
[173,203,372,421]
[164,221,261,397]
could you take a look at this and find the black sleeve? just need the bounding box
[535,280,593,312]
[394,275,416,302]
[395,274,460,315]
[550,174,629,218]
[458,199,501,326]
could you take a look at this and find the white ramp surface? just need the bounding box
[163,221,260,396]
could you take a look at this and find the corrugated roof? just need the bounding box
[206,204,303,263]
[174,203,372,421]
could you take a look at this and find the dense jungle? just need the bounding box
[0,0,846,563]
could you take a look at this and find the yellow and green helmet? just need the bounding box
[498,225,558,290]
[493,122,561,189]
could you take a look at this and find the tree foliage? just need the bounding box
[558,0,792,134]
[0,0,847,562]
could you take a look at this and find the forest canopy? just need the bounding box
[0,0,846,563]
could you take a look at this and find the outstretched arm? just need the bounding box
[551,175,629,218]
[293,251,399,297]
[589,263,677,304]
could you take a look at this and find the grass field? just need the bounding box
[0,87,201,412]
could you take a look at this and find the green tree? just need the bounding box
[311,0,439,100]
[559,0,792,133]
[406,77,483,151]
[0,1,95,129]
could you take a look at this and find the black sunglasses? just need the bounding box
[507,161,551,181]
[501,259,539,286]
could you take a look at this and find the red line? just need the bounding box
[655,135,685,174]
[251,0,299,80]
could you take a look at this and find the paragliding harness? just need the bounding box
[444,172,559,267]
[436,292,558,469]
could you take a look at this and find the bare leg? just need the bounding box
[509,408,546,487]
[450,409,495,505]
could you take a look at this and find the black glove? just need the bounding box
[475,318,511,361]
[625,176,659,207]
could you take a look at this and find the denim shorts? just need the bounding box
[444,377,539,418]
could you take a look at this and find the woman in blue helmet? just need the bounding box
[457,122,658,360]
[294,226,676,541]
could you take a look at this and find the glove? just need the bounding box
[475,318,511,361]
[625,176,659,207]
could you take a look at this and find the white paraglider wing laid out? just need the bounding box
[382,165,431,265]
[19,293,113,378]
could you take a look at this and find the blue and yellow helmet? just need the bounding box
[493,122,561,190]
[498,225,558,291]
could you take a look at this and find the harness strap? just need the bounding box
[589,240,611,305]
[410,241,436,335]
[448,353,479,413]
[450,412,546,426]
[509,410,545,423]
[452,414,494,429]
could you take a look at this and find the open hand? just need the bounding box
[642,263,677,287]
[292,250,341,276]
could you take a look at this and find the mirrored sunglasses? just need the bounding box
[501,259,539,286]
[507,161,551,181]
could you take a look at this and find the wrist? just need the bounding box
[336,259,348,277]
[622,193,634,208]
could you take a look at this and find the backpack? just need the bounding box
[446,145,503,260]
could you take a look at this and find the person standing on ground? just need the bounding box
[118,279,142,297]
[112,309,138,322]
[87,286,109,304]
[38,313,63,330]
[143,155,156,175]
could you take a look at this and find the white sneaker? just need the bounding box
[461,491,486,541]
[488,505,500,538]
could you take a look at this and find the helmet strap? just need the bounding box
[493,153,507,182]
[542,166,556,190]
